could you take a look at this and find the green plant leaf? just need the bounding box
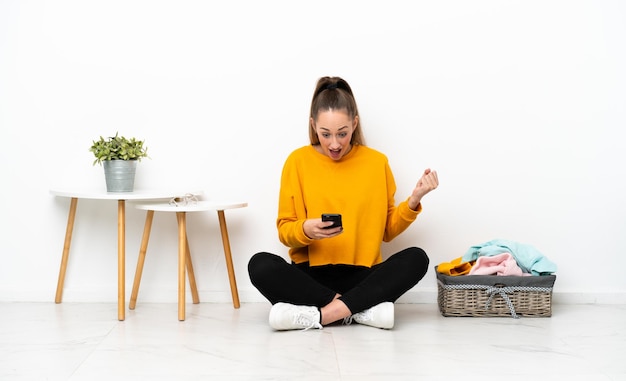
[89,132,149,165]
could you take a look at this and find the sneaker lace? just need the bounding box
[356,309,374,322]
[343,308,373,325]
[294,313,323,331]
[344,308,374,326]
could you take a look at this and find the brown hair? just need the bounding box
[308,76,365,146]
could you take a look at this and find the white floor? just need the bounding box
[0,302,624,381]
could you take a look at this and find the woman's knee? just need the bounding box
[400,247,430,277]
[247,252,283,282]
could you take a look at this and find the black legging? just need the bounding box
[247,247,429,314]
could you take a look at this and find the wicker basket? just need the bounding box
[435,266,556,318]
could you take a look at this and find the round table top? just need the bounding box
[50,188,202,201]
[134,200,248,212]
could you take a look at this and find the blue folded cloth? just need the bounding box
[461,238,557,275]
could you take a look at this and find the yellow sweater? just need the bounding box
[277,144,421,267]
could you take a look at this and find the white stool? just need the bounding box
[129,200,247,320]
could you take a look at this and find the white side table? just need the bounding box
[130,200,248,321]
[50,189,200,321]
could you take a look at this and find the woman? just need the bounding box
[248,76,438,330]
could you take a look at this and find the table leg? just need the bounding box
[55,197,78,303]
[177,212,187,321]
[118,200,126,321]
[217,210,240,309]
[130,210,155,310]
[185,237,200,304]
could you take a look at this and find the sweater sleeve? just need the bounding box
[382,162,421,242]
[276,151,313,249]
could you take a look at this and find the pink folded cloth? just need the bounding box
[468,252,524,276]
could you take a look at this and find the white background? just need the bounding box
[1,0,624,304]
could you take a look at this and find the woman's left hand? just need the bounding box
[408,168,439,210]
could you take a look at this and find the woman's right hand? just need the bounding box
[303,218,343,240]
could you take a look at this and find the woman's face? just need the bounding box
[311,109,358,161]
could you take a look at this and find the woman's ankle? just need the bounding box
[320,299,351,325]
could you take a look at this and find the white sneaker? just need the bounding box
[269,302,323,331]
[346,302,394,329]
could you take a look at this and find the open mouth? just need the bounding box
[329,149,342,159]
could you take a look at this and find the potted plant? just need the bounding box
[89,132,149,192]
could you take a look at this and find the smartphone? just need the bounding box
[321,213,342,229]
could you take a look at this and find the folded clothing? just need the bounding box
[468,252,526,276]
[437,257,474,276]
[462,238,557,275]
